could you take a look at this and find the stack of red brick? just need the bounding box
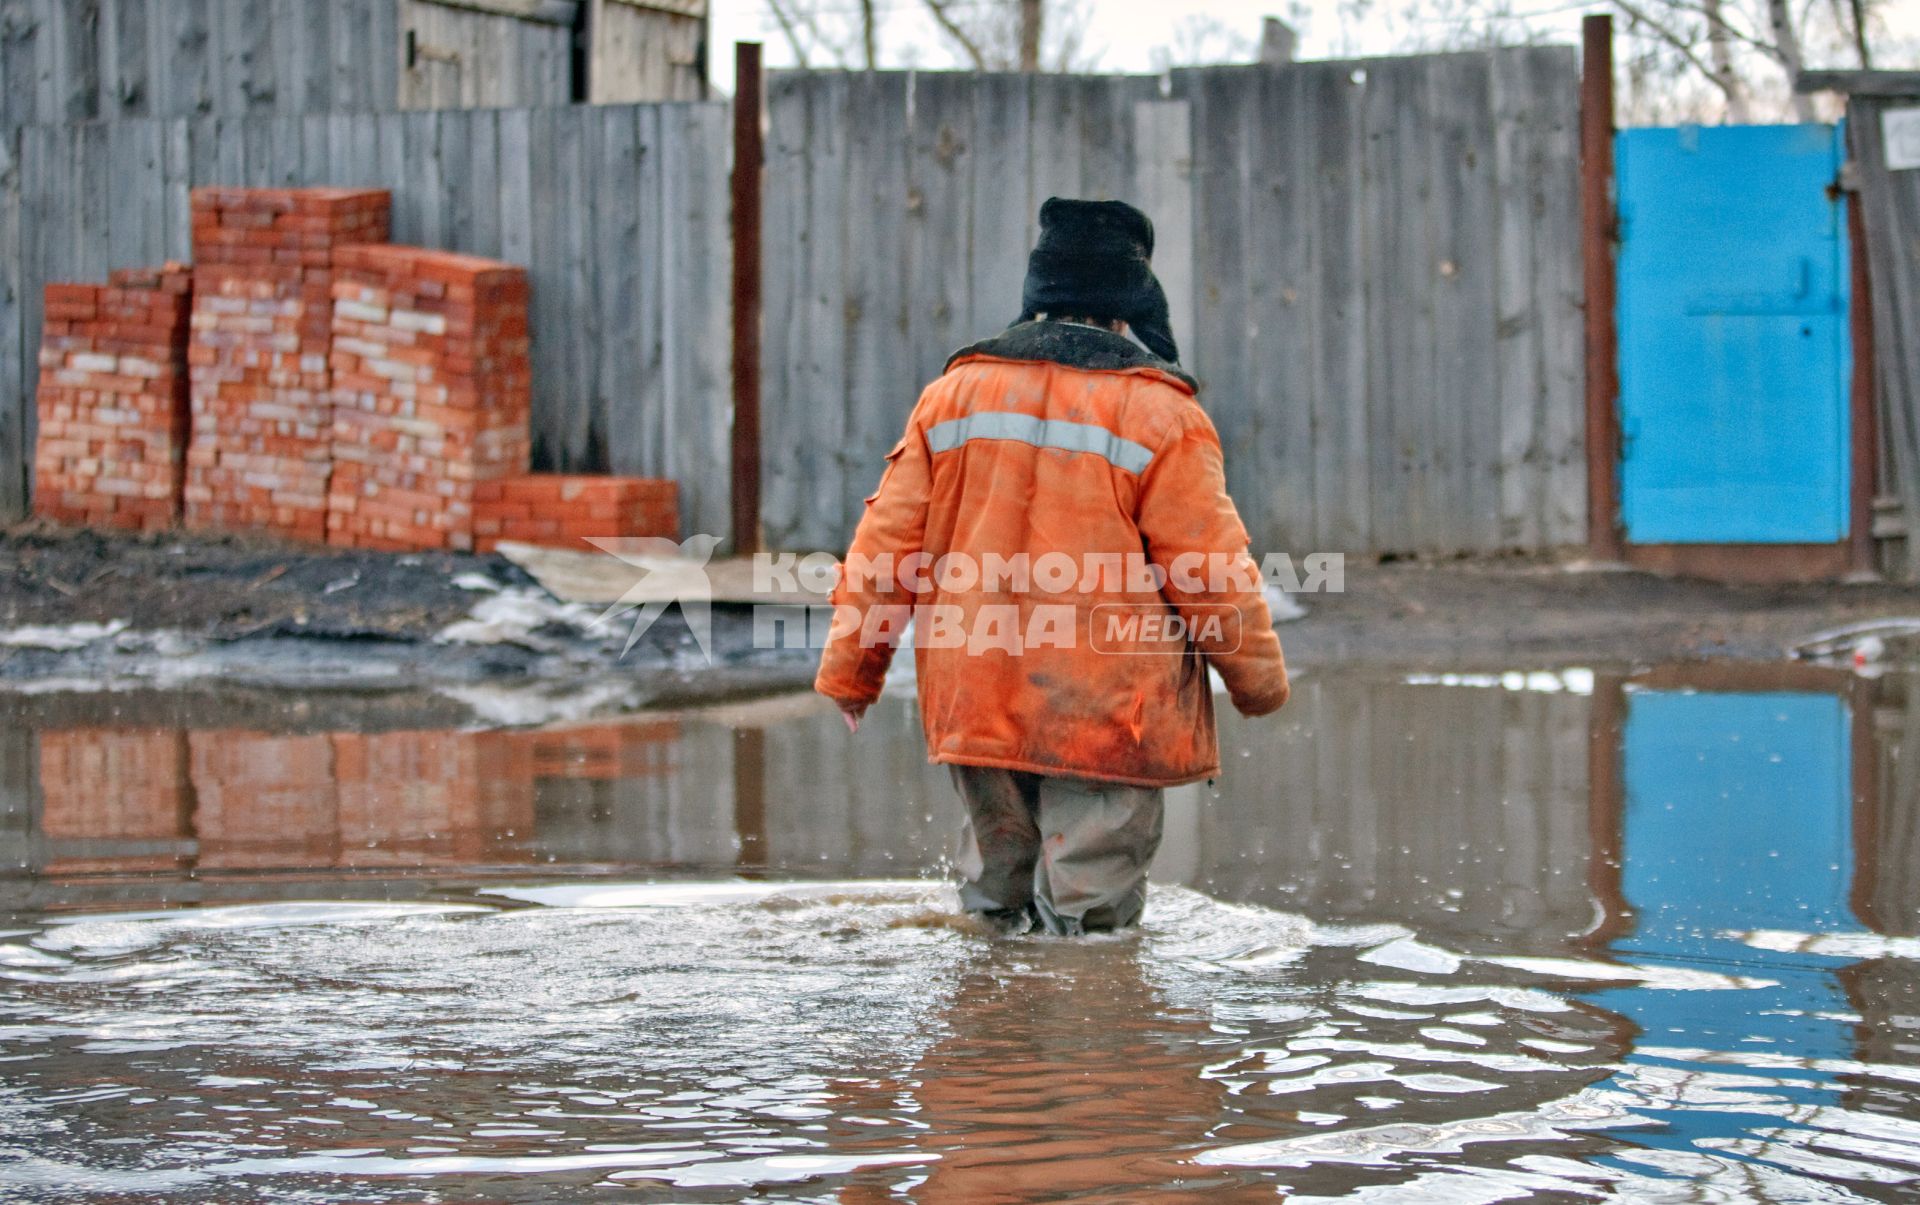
[185,187,389,541]
[33,185,685,551]
[326,244,532,551]
[32,265,193,531]
[473,474,679,553]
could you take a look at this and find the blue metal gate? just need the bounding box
[1616,125,1851,544]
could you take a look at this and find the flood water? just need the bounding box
[3,665,1919,1201]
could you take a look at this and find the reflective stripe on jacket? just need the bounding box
[814,331,1290,787]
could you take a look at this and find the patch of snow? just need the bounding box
[437,679,642,728]
[1266,584,1308,622]
[1357,936,1464,975]
[451,572,502,592]
[434,587,595,649]
[0,620,128,650]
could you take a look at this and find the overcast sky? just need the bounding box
[704,0,1920,93]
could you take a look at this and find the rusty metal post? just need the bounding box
[730,42,765,555]
[1581,15,1624,563]
[1848,184,1878,576]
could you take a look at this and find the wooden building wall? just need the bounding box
[0,0,404,125]
[587,0,706,103]
[1847,94,1920,580]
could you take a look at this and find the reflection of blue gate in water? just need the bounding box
[1616,125,1851,544]
[1586,690,1859,1167]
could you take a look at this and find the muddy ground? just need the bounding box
[2,525,1916,717]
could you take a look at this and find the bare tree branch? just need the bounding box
[922,0,989,69]
[765,0,812,69]
[1611,0,1728,99]
[1766,0,1815,119]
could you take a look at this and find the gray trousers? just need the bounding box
[948,765,1166,936]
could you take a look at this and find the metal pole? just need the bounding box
[1581,15,1624,563]
[730,42,764,555]
[1848,183,1878,577]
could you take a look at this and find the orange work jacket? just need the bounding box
[814,322,1289,787]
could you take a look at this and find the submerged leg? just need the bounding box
[949,766,1042,929]
[1030,776,1165,936]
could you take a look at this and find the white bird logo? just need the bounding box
[582,534,723,662]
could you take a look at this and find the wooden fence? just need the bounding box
[0,102,735,536]
[761,52,1587,556]
[1848,94,1920,580]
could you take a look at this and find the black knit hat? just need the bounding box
[1018,197,1180,365]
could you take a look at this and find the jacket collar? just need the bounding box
[946,320,1198,393]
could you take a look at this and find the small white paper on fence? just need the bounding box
[1884,106,1920,172]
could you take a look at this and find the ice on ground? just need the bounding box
[0,620,128,650]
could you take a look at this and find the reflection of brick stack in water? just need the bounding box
[184,188,389,541]
[332,731,535,866]
[37,729,191,874]
[32,267,193,531]
[188,731,342,871]
[326,245,531,551]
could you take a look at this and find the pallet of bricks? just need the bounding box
[326,244,532,551]
[32,265,193,531]
[185,187,389,541]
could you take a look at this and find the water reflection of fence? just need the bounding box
[13,673,1920,946]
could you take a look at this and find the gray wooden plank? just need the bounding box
[1186,68,1256,536]
[611,102,661,479]
[798,72,849,550]
[268,114,304,186]
[553,104,593,468]
[375,109,410,239]
[1248,64,1318,554]
[685,101,732,541]
[1304,62,1370,554]
[100,0,151,117]
[663,102,732,539]
[1429,53,1500,553]
[368,0,400,110]
[496,106,533,266]
[300,0,332,111]
[408,109,444,247]
[299,111,331,183]
[841,72,912,536]
[161,0,214,118]
[1,0,39,129]
[1490,48,1545,551]
[438,106,474,247]
[22,124,58,502]
[1027,72,1083,240]
[523,104,564,469]
[1362,58,1414,553]
[1130,98,1192,368]
[466,106,501,257]
[161,116,190,260]
[72,121,109,282]
[967,73,1030,339]
[224,0,274,114]
[50,0,98,122]
[1532,47,1585,548]
[590,103,639,477]
[760,71,808,549]
[269,0,304,114]
[0,128,22,518]
[904,71,971,415]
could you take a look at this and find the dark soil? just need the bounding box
[0,520,536,641]
[1283,554,1920,668]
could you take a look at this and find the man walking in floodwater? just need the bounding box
[815,198,1290,936]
